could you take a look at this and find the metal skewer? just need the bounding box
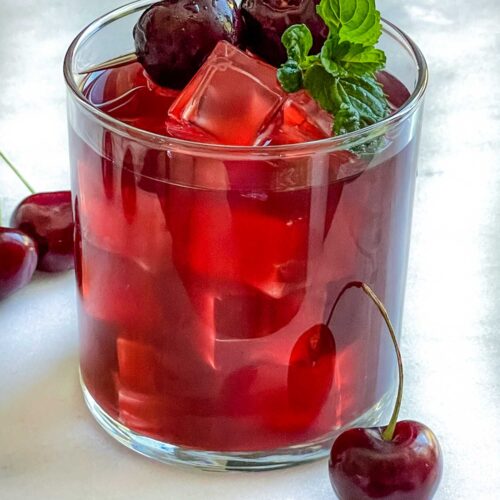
[78,52,139,75]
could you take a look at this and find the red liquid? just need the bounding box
[71,62,417,451]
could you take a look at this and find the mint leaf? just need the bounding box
[339,1,381,47]
[321,36,385,78]
[332,74,388,134]
[335,103,362,135]
[304,66,388,134]
[277,60,304,93]
[316,0,382,47]
[320,37,350,77]
[340,45,386,75]
[281,24,314,64]
[316,0,341,32]
[277,0,390,135]
[303,64,339,113]
[277,25,319,92]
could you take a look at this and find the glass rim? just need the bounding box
[63,0,428,157]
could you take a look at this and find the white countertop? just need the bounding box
[1,1,500,499]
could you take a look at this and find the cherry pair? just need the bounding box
[0,151,74,299]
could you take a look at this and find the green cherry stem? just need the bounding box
[0,149,36,194]
[326,281,403,442]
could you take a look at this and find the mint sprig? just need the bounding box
[277,0,390,135]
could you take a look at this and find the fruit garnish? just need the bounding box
[133,0,243,89]
[277,0,390,135]
[328,282,443,499]
[241,0,328,67]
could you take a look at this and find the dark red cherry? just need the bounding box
[328,282,443,500]
[11,191,74,273]
[261,322,336,433]
[133,0,243,89]
[287,323,335,414]
[241,0,327,67]
[0,227,37,299]
[329,420,443,500]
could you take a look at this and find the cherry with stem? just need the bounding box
[0,148,74,272]
[328,281,442,500]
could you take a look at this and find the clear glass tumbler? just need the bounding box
[64,0,428,471]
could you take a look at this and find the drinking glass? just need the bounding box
[64,0,428,471]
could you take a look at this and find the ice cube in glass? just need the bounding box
[258,90,334,145]
[167,41,286,145]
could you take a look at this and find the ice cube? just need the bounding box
[116,338,160,393]
[167,41,287,145]
[79,312,119,411]
[258,90,334,145]
[164,183,310,339]
[116,336,221,438]
[80,242,165,333]
[213,286,304,339]
[167,189,309,296]
[167,187,238,283]
[78,150,173,273]
[231,208,309,294]
[118,386,165,435]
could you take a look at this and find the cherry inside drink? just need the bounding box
[70,41,418,453]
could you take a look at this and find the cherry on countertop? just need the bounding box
[11,191,74,273]
[328,282,443,500]
[0,227,38,299]
[330,420,442,500]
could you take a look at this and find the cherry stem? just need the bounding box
[0,149,36,194]
[358,283,403,441]
[326,281,403,442]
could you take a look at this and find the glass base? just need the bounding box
[81,379,392,471]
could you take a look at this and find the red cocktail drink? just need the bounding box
[65,1,427,470]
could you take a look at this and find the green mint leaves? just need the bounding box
[277,0,390,135]
[317,0,382,47]
[281,25,314,64]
